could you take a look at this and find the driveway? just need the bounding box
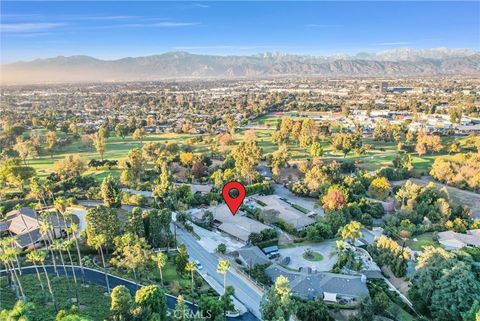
[278,241,338,272]
[191,223,245,253]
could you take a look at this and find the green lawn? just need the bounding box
[0,275,110,321]
[302,251,324,261]
[405,232,439,251]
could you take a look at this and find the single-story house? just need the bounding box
[0,207,74,249]
[437,229,480,250]
[253,195,316,231]
[265,263,369,304]
[189,205,270,243]
[236,246,271,269]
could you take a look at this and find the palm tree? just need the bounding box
[217,259,230,320]
[25,251,46,297]
[62,239,80,307]
[26,250,57,312]
[67,222,86,285]
[39,219,59,277]
[18,210,46,296]
[0,239,26,301]
[185,261,196,294]
[91,234,111,294]
[151,252,167,286]
[52,239,74,300]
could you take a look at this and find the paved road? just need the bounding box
[176,227,263,319]
[0,265,258,321]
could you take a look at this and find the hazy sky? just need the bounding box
[1,1,479,63]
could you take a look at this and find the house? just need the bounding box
[253,195,316,231]
[235,246,271,269]
[437,229,480,250]
[265,264,369,304]
[0,207,74,249]
[189,205,270,243]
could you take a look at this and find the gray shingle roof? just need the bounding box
[265,264,369,300]
[237,246,271,267]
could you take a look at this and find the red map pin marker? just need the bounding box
[222,181,246,216]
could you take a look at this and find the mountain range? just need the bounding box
[2,48,479,84]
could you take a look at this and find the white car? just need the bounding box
[195,260,203,270]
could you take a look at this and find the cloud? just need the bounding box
[115,21,199,28]
[1,22,64,33]
[179,3,210,9]
[376,42,412,46]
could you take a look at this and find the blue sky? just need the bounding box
[1,1,479,63]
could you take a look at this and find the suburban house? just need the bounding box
[189,204,271,243]
[235,246,271,269]
[251,195,316,231]
[437,229,480,250]
[0,207,74,249]
[265,263,369,304]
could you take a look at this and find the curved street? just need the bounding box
[0,265,259,321]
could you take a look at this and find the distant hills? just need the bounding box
[2,48,479,84]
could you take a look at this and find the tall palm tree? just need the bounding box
[62,239,80,307]
[91,234,111,294]
[1,239,26,301]
[18,211,45,295]
[52,239,74,300]
[151,252,167,286]
[185,261,196,294]
[25,251,46,297]
[39,219,59,277]
[26,250,57,312]
[67,222,86,285]
[217,259,230,320]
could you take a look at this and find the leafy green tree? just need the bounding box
[46,130,58,158]
[124,207,145,238]
[0,300,36,320]
[151,252,168,286]
[115,124,127,140]
[260,275,294,321]
[368,177,391,200]
[110,285,133,321]
[309,142,324,158]
[338,221,363,244]
[270,144,289,177]
[295,300,333,321]
[86,205,120,248]
[176,244,189,274]
[231,135,261,183]
[132,128,145,144]
[120,148,146,186]
[92,130,106,160]
[331,133,362,158]
[110,233,152,285]
[134,285,167,321]
[409,247,480,321]
[101,175,122,208]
